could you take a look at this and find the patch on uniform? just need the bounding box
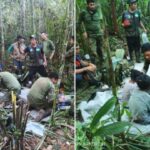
[36,48,40,52]
[125,14,131,19]
[30,48,33,52]
[135,13,139,17]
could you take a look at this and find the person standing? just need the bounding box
[8,35,26,74]
[122,0,146,63]
[25,35,47,85]
[40,32,55,61]
[78,0,103,64]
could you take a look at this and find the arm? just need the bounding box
[49,40,55,60]
[139,11,146,32]
[43,53,47,67]
[49,50,55,60]
[78,11,87,38]
[140,21,147,32]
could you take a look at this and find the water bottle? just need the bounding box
[141,32,149,44]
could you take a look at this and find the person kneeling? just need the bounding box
[129,74,150,124]
[27,72,58,122]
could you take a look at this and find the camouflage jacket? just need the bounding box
[78,7,103,37]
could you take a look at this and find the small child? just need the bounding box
[129,74,150,124]
[121,69,143,101]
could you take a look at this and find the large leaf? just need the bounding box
[93,121,131,137]
[90,97,116,129]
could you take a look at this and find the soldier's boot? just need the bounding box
[135,51,141,63]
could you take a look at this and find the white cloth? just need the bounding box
[121,81,138,101]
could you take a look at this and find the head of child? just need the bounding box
[136,74,150,91]
[141,43,150,63]
[48,72,59,84]
[130,69,143,82]
[128,0,137,11]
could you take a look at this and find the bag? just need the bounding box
[123,19,131,28]
[141,32,149,44]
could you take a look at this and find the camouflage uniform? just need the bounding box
[78,6,103,63]
[27,77,55,109]
[0,71,21,95]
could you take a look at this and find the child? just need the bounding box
[121,69,143,101]
[129,74,150,124]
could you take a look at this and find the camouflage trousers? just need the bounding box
[87,36,103,64]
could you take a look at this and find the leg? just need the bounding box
[88,37,97,64]
[96,36,103,61]
[13,59,19,74]
[37,65,48,77]
[134,36,141,63]
[35,108,51,122]
[28,66,36,81]
[126,37,134,61]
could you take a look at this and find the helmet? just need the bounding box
[127,0,137,4]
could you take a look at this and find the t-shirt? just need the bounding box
[129,89,150,122]
[27,77,55,108]
[121,81,138,101]
[0,72,21,93]
[76,54,82,69]
[25,45,44,66]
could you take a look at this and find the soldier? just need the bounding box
[122,0,146,63]
[27,72,58,121]
[8,35,26,74]
[78,0,103,64]
[40,32,55,62]
[0,71,21,96]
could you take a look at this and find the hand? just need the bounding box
[43,61,47,67]
[83,32,88,39]
[143,29,147,33]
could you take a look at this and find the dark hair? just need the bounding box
[141,43,150,53]
[127,0,137,4]
[49,72,59,80]
[136,74,150,90]
[87,0,95,4]
[70,36,74,40]
[59,82,64,89]
[130,69,143,82]
[17,35,24,41]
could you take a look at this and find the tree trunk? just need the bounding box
[110,0,119,34]
[30,0,36,34]
[0,7,5,67]
[20,0,26,35]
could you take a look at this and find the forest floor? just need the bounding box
[0,99,74,150]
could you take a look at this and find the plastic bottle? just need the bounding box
[141,32,149,44]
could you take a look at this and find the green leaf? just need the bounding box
[90,97,116,129]
[93,121,131,137]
